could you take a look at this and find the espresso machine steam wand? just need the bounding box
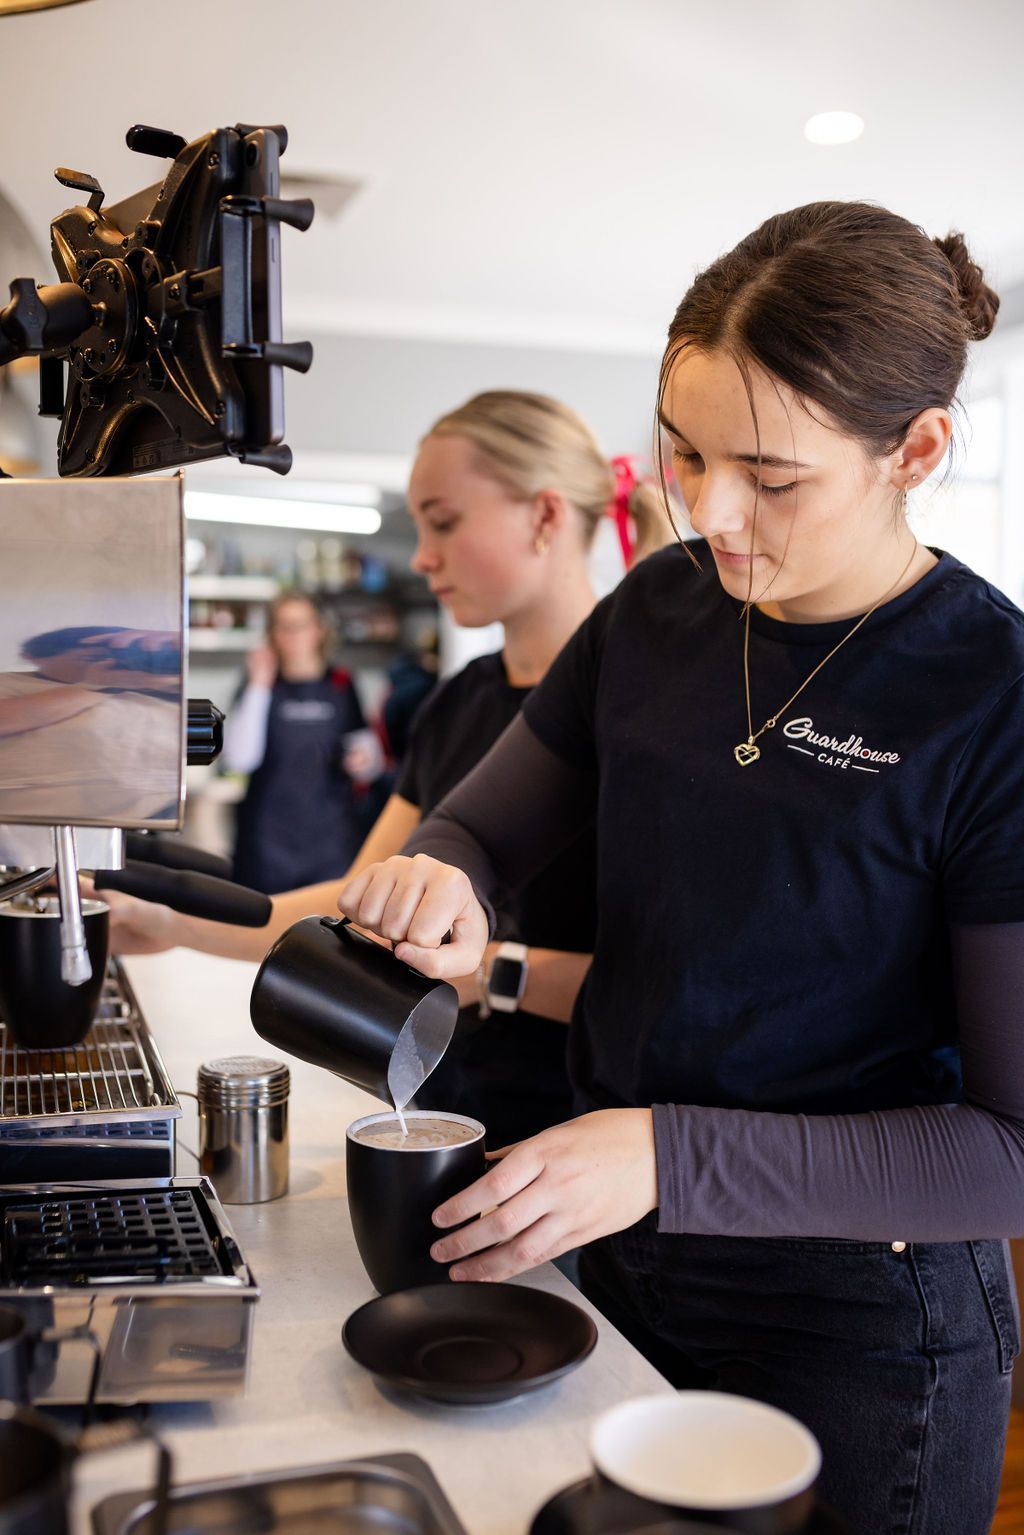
[53,825,91,985]
[0,829,92,986]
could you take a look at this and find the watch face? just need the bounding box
[488,955,524,1000]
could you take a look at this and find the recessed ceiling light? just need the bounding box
[804,111,865,146]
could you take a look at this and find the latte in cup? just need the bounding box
[351,1113,481,1150]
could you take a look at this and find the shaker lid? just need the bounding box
[198,1055,290,1106]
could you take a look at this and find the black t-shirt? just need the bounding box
[397,651,597,951]
[397,651,597,1142]
[522,542,1024,1118]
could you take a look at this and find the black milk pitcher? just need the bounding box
[249,916,459,1107]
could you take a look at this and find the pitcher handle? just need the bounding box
[321,915,451,947]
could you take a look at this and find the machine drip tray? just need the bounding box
[1,1187,226,1286]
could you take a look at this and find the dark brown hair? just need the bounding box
[659,201,999,463]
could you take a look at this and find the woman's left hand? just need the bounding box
[430,1109,658,1281]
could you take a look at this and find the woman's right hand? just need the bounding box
[337,854,488,979]
[246,645,277,689]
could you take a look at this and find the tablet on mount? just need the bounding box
[0,121,314,477]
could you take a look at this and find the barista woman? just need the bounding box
[337,205,1024,1535]
[105,391,670,1143]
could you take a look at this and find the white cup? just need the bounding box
[590,1392,821,1534]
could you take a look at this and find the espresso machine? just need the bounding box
[0,120,314,1402]
[0,479,267,1403]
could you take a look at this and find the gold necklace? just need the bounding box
[733,544,919,767]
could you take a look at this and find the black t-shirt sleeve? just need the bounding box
[394,755,420,806]
[942,675,1024,923]
[404,713,599,930]
[393,686,445,809]
[521,591,616,771]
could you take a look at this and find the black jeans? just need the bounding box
[579,1217,1018,1535]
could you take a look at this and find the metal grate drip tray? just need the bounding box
[1,1187,226,1285]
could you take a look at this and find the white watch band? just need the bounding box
[486,941,528,1013]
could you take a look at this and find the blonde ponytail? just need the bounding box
[426,390,676,567]
[627,481,677,564]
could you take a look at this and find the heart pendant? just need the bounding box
[734,741,761,766]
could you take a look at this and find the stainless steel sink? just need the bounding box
[91,1453,468,1535]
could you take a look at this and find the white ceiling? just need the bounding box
[2,0,1023,356]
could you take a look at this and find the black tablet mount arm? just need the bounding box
[0,121,314,478]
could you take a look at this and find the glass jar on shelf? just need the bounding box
[316,537,343,592]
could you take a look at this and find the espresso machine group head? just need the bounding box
[0,120,315,478]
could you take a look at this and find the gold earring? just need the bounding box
[535,533,550,555]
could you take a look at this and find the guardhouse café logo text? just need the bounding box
[782,716,900,773]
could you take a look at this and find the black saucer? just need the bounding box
[530,1477,851,1535]
[342,1283,598,1405]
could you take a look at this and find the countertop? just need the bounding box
[71,947,670,1534]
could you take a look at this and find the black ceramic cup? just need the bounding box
[0,1402,73,1535]
[0,897,108,1050]
[0,1401,170,1535]
[251,916,459,1102]
[346,1109,486,1293]
[0,1308,33,1406]
[589,1393,821,1535]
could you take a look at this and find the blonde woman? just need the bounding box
[108,390,668,1143]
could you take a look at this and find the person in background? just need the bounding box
[338,207,1022,1535]
[223,591,381,894]
[105,390,671,1145]
[353,390,670,1143]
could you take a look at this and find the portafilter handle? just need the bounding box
[54,824,92,987]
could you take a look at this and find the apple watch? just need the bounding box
[486,941,529,1013]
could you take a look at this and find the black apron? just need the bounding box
[232,671,364,894]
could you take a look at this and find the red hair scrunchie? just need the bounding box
[608,454,640,568]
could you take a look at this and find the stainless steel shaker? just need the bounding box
[197,1056,290,1204]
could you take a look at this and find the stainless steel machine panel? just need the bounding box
[0,476,185,832]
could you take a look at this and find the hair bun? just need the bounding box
[933,231,1000,341]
